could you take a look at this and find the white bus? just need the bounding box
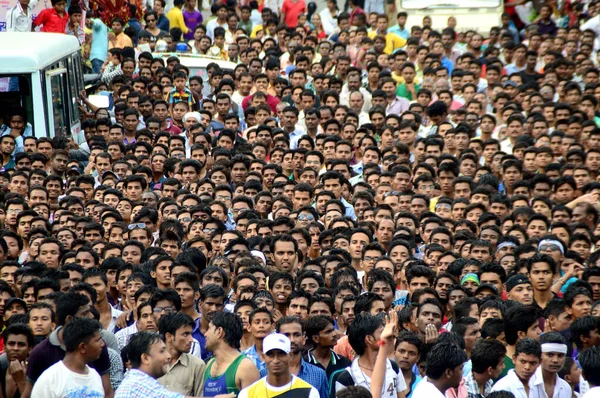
[400,0,504,34]
[0,33,84,138]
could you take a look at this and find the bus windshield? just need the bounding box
[400,0,500,9]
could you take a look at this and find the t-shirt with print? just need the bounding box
[30,361,104,398]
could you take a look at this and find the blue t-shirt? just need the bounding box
[90,19,108,62]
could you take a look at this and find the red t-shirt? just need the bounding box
[34,8,69,33]
[281,0,306,28]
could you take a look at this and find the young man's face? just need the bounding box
[5,333,30,361]
[112,21,123,34]
[514,352,540,382]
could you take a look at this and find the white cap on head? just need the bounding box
[183,111,201,124]
[263,333,291,355]
[250,250,266,266]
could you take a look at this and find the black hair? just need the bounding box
[3,323,34,348]
[150,289,182,312]
[471,339,506,374]
[347,313,383,356]
[305,315,335,346]
[504,305,540,345]
[126,331,163,368]
[515,337,541,358]
[580,346,600,386]
[211,311,243,350]
[63,317,102,352]
[158,312,195,340]
[55,293,89,326]
[425,342,468,379]
[571,316,600,349]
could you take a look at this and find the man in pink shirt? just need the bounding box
[280,0,306,28]
[33,0,68,33]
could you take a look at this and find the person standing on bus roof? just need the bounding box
[33,0,68,33]
[5,0,38,32]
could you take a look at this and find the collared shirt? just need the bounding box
[243,345,267,377]
[304,349,351,381]
[115,323,138,350]
[108,347,125,389]
[464,371,493,398]
[387,96,410,115]
[530,366,571,398]
[289,126,308,149]
[108,306,124,333]
[6,0,38,32]
[116,369,183,398]
[341,197,357,221]
[194,317,210,360]
[158,353,206,396]
[296,359,330,398]
[33,8,68,33]
[491,369,529,398]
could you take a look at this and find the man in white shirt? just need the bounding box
[5,0,38,32]
[492,338,541,398]
[31,317,105,398]
[411,342,467,398]
[530,333,572,398]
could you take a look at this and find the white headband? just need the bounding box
[538,239,565,254]
[497,241,517,251]
[541,343,568,354]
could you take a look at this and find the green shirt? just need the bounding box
[396,82,421,101]
[497,354,514,381]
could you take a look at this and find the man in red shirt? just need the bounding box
[33,0,68,33]
[280,0,306,28]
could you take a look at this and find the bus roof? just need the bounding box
[0,33,81,74]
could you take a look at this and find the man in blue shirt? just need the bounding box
[388,12,410,40]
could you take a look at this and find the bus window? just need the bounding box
[67,56,81,126]
[0,75,34,136]
[47,72,68,137]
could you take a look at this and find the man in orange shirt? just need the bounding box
[108,17,133,49]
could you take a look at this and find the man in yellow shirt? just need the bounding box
[368,14,406,54]
[166,0,189,36]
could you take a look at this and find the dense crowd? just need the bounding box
[5,0,600,397]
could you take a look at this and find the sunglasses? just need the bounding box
[128,223,146,230]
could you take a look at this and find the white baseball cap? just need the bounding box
[263,333,291,354]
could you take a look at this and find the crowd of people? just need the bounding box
[5,0,600,397]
